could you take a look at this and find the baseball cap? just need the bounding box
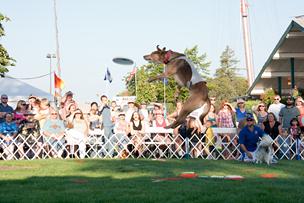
[246,113,254,120]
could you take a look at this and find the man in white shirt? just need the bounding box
[268,95,285,120]
[125,101,137,122]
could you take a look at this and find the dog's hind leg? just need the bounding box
[165,96,210,129]
[199,99,211,125]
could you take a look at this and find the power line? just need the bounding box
[3,71,54,80]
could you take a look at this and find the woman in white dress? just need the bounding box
[65,109,88,159]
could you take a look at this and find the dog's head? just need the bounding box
[258,134,273,147]
[143,45,168,64]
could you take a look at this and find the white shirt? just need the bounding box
[268,103,285,120]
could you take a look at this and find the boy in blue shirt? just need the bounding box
[0,113,18,160]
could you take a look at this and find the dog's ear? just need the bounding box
[162,47,166,51]
[156,45,161,51]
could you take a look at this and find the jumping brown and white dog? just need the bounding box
[143,45,210,129]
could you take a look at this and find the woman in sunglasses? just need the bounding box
[254,102,268,127]
[13,100,27,126]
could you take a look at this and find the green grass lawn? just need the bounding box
[0,159,303,203]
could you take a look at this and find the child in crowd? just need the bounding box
[288,118,302,160]
[203,120,215,158]
[114,112,129,158]
[0,113,18,160]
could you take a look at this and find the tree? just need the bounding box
[0,13,15,75]
[260,88,276,107]
[184,45,211,80]
[208,46,248,102]
[215,45,238,80]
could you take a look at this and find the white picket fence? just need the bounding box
[0,127,303,160]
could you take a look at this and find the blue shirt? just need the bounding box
[239,125,264,152]
[42,119,65,134]
[0,121,18,136]
[0,103,14,123]
[235,108,247,122]
[99,105,113,127]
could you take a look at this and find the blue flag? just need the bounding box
[163,78,168,85]
[104,67,113,83]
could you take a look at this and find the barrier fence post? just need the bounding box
[185,137,190,159]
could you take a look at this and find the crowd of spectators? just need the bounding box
[0,91,303,160]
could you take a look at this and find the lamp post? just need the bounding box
[46,53,56,95]
[112,57,137,98]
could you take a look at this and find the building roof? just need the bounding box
[248,15,304,96]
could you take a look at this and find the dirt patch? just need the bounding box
[260,173,279,179]
[74,159,85,164]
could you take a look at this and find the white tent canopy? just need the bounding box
[0,76,53,102]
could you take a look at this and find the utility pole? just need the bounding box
[46,53,56,95]
[241,0,255,87]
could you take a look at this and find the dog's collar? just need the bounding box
[163,50,173,64]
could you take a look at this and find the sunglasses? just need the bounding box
[246,119,254,121]
[1,97,8,99]
[51,113,58,115]
[259,105,265,107]
[21,103,27,106]
[274,98,280,100]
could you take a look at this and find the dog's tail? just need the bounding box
[199,97,211,125]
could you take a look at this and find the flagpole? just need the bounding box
[163,64,166,117]
[106,67,109,98]
[104,67,112,98]
[53,0,62,104]
[134,63,138,99]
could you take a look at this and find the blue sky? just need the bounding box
[2,0,303,103]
